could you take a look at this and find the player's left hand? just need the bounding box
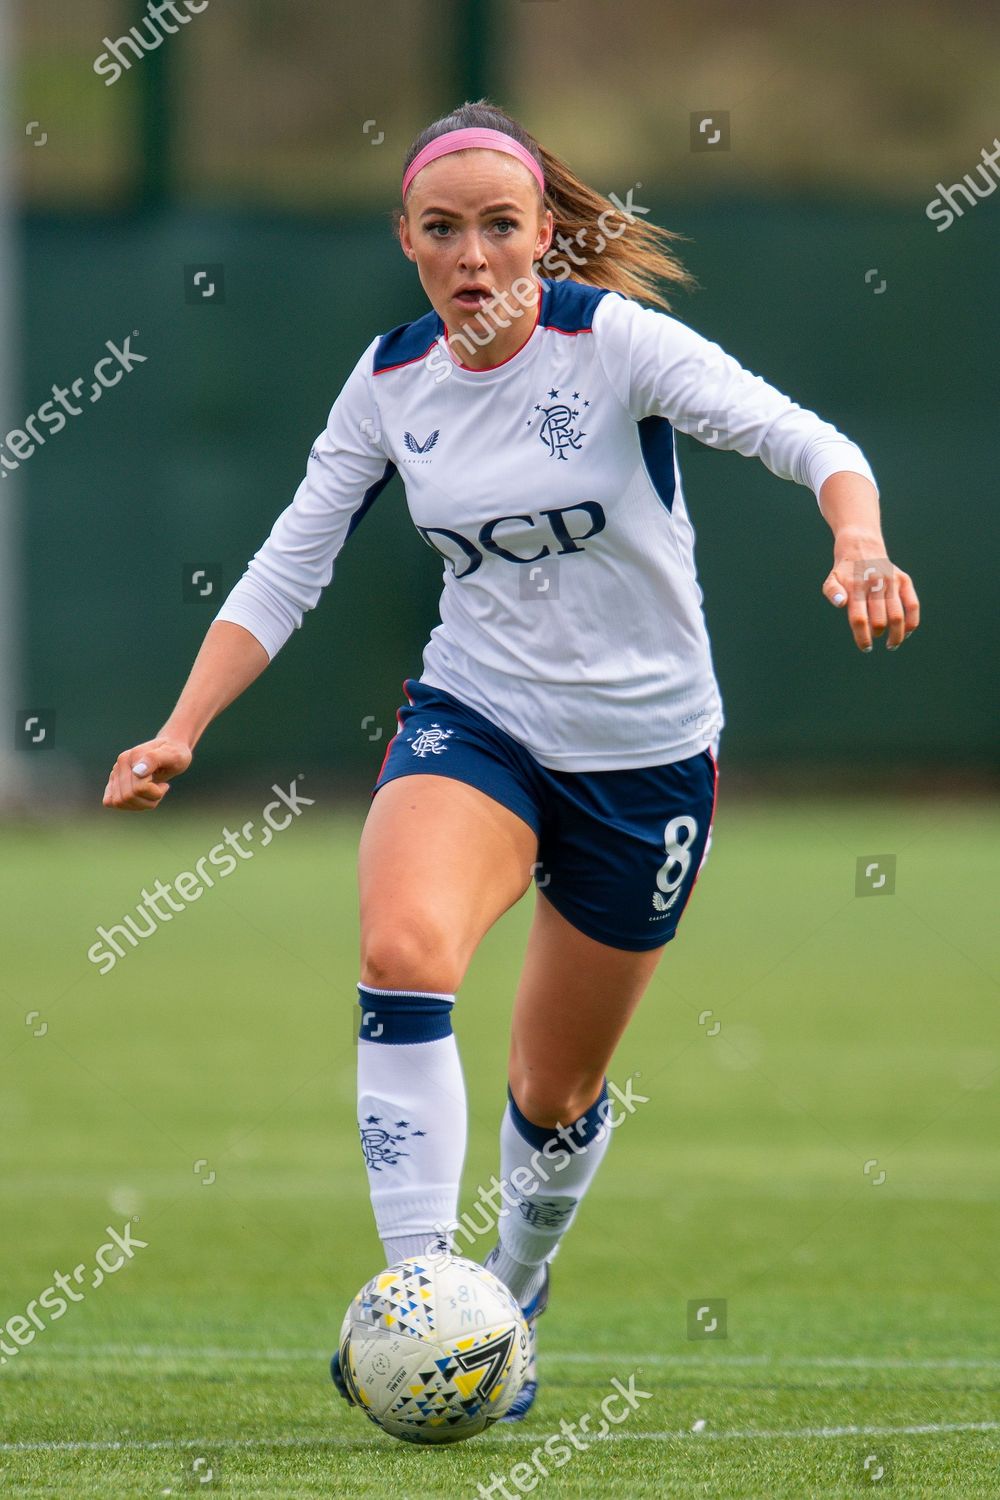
[821,534,920,652]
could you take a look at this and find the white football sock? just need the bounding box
[356,984,467,1267]
[486,1082,612,1307]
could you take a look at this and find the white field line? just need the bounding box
[2,1421,1000,1454]
[6,1345,1000,1372]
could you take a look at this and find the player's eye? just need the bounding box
[423,218,518,237]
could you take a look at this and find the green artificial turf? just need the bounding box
[1,795,997,1496]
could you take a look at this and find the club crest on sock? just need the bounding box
[515,1196,575,1230]
[359,1114,427,1172]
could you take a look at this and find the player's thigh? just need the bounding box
[358,773,539,992]
[507,890,665,1126]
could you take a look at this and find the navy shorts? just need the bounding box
[370,678,719,952]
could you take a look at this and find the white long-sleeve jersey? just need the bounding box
[213,276,877,771]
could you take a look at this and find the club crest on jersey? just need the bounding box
[403,429,439,460]
[526,387,590,460]
[408,722,454,758]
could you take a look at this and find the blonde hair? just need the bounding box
[396,99,697,312]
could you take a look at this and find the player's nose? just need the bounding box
[457,231,489,267]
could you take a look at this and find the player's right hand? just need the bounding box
[102,738,192,811]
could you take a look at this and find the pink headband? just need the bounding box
[402,127,545,200]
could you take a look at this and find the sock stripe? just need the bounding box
[357,985,455,1045]
[506,1080,610,1151]
[357,983,456,1001]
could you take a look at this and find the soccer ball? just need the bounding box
[338,1253,530,1444]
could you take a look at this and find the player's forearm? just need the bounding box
[157,620,270,749]
[818,471,885,551]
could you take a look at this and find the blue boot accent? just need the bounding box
[499,1266,549,1423]
[330,1347,356,1407]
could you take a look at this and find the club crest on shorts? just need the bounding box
[408,723,454,758]
[525,388,590,459]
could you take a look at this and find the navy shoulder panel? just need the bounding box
[373,310,444,375]
[540,277,619,334]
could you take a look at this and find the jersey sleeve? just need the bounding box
[212,335,394,659]
[592,292,877,502]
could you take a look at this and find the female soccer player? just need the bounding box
[104,100,920,1421]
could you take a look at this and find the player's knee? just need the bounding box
[360,919,464,994]
[510,1071,606,1132]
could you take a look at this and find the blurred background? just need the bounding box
[1,7,998,1491]
[1,0,996,807]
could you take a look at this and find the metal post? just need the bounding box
[134,0,173,211]
[453,0,496,106]
[0,0,27,807]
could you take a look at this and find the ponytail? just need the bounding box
[397,99,697,311]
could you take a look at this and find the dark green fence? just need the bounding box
[19,194,996,791]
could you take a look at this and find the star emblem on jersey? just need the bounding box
[408,723,454,758]
[358,1115,426,1171]
[526,388,589,459]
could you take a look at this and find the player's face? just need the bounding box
[399,151,553,362]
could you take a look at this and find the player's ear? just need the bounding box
[399,213,416,261]
[534,208,554,260]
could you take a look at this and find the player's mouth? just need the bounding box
[453,285,493,309]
